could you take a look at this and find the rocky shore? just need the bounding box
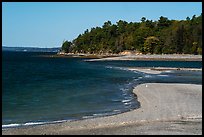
[42,53,202,61]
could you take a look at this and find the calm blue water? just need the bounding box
[2,51,202,128]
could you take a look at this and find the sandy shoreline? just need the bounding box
[85,54,202,61]
[43,54,202,61]
[2,81,202,135]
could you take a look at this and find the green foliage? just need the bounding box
[61,40,72,53]
[141,17,146,23]
[192,42,198,55]
[197,47,202,55]
[143,36,160,54]
[157,16,172,29]
[62,13,202,55]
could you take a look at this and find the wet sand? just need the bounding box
[2,82,202,135]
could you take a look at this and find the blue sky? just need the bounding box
[2,2,202,48]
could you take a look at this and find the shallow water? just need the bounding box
[2,51,202,128]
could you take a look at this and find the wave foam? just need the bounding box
[24,122,44,126]
[2,119,70,128]
[157,74,169,77]
[144,75,152,78]
[105,66,131,72]
[122,99,131,103]
[82,115,95,119]
[2,124,21,128]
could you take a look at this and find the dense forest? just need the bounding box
[61,13,202,55]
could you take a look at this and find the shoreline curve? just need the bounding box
[2,82,202,135]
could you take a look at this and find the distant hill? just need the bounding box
[2,46,61,52]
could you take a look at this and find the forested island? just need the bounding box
[60,14,202,55]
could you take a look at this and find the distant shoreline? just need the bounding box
[85,54,202,61]
[42,53,202,61]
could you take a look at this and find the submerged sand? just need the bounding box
[2,82,202,135]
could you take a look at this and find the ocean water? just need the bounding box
[2,51,202,128]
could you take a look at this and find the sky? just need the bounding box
[2,2,202,48]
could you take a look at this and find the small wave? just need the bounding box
[122,99,131,103]
[82,115,95,119]
[122,93,128,96]
[83,112,114,119]
[124,96,134,100]
[2,124,21,128]
[105,66,131,72]
[115,67,129,71]
[165,70,173,73]
[105,66,113,69]
[93,113,107,116]
[120,88,129,92]
[93,111,118,117]
[111,99,122,102]
[124,102,132,105]
[157,74,169,77]
[2,122,46,128]
[24,122,45,126]
[144,75,152,78]
[113,109,121,112]
[2,120,70,128]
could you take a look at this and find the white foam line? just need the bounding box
[82,116,95,119]
[2,119,70,128]
[113,110,121,112]
[122,99,131,103]
[24,122,44,126]
[157,75,169,77]
[144,75,152,78]
[2,124,20,128]
[124,102,132,105]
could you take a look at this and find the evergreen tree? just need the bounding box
[61,14,202,55]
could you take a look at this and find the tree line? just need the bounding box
[61,13,202,55]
